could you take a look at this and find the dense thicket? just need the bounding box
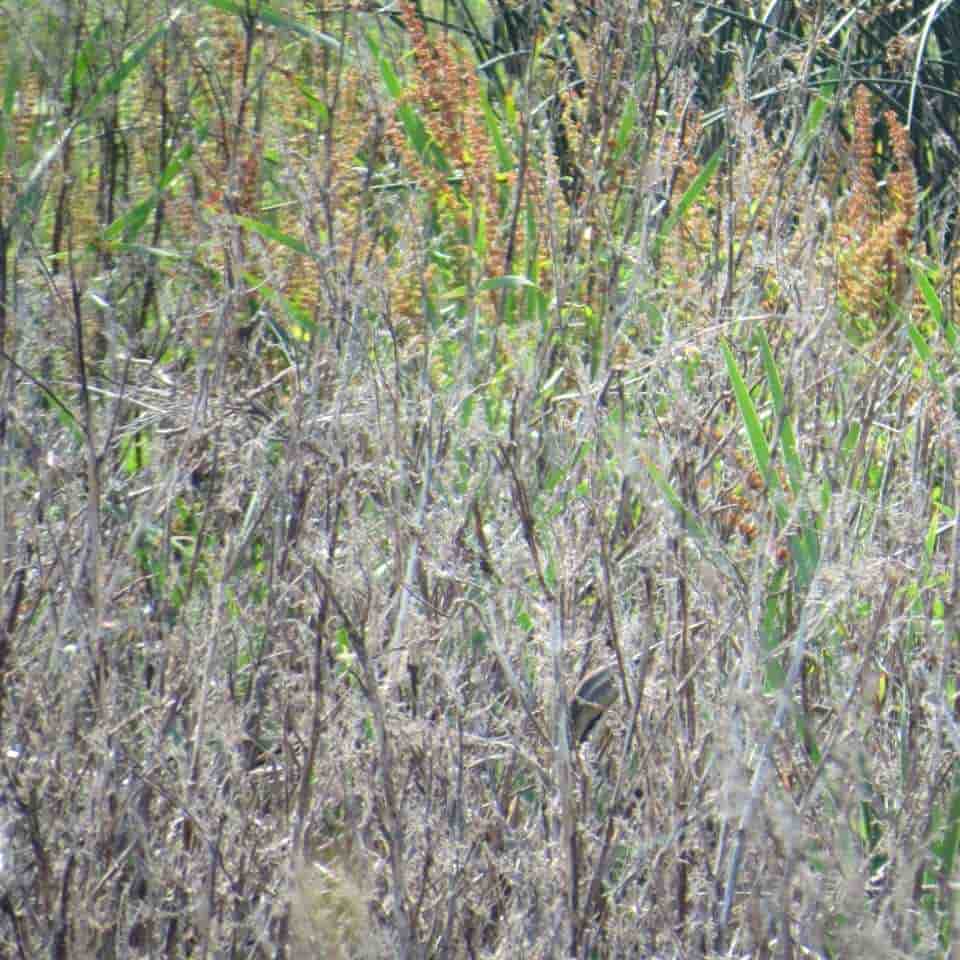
[2,1,960,957]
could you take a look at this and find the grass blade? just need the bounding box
[722,340,774,492]
[103,130,204,243]
[16,8,181,226]
[200,0,340,49]
[756,329,804,495]
[234,214,312,258]
[652,145,722,261]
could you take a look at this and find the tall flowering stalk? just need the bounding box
[835,84,918,338]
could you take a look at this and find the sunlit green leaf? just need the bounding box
[200,0,340,48]
[478,275,539,291]
[235,215,312,257]
[652,145,722,261]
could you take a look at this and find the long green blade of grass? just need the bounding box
[0,49,21,164]
[478,275,539,291]
[200,0,340,48]
[935,777,960,881]
[756,330,804,495]
[728,337,820,581]
[83,13,182,119]
[908,322,945,387]
[913,261,943,327]
[367,33,450,174]
[652,145,722,261]
[234,214,313,258]
[103,129,206,244]
[479,84,513,171]
[797,67,838,160]
[16,8,182,226]
[722,340,775,494]
[639,453,710,543]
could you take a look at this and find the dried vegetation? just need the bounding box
[2,0,960,957]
